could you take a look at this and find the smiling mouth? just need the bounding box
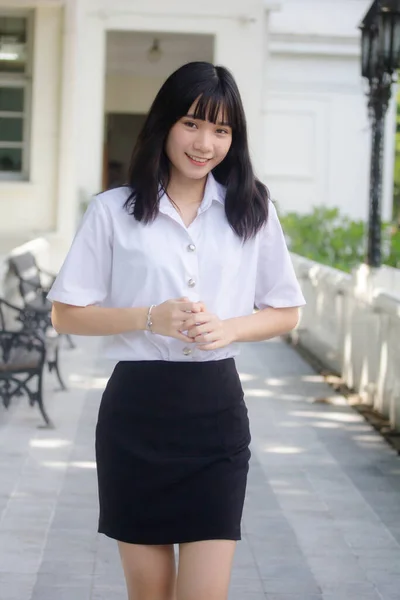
[186,154,212,165]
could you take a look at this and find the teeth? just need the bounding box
[188,155,208,163]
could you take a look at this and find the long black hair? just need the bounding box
[124,61,269,241]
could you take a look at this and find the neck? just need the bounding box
[167,168,208,206]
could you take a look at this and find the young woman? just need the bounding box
[48,61,305,600]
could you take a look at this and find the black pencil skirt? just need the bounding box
[95,358,251,545]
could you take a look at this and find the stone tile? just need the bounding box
[265,596,322,600]
[0,573,36,600]
[320,582,381,597]
[376,582,400,599]
[230,594,265,600]
[43,530,98,557]
[231,564,260,580]
[365,569,400,586]
[244,517,294,537]
[92,568,125,587]
[0,582,36,600]
[258,561,316,583]
[356,555,400,572]
[248,538,305,561]
[35,572,93,587]
[0,517,51,533]
[50,507,98,531]
[38,559,95,575]
[91,588,127,600]
[229,575,265,593]
[0,555,42,575]
[323,593,381,600]
[30,587,91,600]
[1,500,56,520]
[343,531,399,551]
[307,556,368,585]
[297,536,353,558]
[261,578,321,595]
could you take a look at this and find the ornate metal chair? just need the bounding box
[0,298,51,427]
[8,251,75,349]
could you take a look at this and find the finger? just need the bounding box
[190,323,213,336]
[182,318,207,332]
[175,331,195,343]
[198,341,220,351]
[186,324,209,337]
[179,302,203,314]
[191,302,206,313]
[195,332,219,343]
[185,313,213,327]
[187,327,204,339]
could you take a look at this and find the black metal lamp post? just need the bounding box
[360,0,400,267]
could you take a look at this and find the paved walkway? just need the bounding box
[0,336,400,600]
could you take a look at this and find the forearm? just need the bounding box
[227,307,299,343]
[51,302,148,336]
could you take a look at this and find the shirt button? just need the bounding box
[188,278,196,288]
[187,243,196,252]
[183,347,192,356]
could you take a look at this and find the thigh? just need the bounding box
[177,540,236,600]
[118,541,177,600]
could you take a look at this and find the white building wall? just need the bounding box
[264,0,397,221]
[0,5,62,238]
[105,75,165,114]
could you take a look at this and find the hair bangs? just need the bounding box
[191,85,238,130]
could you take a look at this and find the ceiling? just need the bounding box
[106,31,215,78]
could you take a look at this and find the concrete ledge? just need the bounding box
[291,253,400,431]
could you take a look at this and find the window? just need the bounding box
[0,13,31,180]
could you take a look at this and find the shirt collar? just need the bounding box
[158,172,225,217]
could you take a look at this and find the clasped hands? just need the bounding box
[150,297,236,351]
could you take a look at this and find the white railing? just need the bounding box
[291,254,400,430]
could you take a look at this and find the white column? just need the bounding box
[55,0,80,245]
[75,13,107,203]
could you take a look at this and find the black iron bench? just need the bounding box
[8,251,75,349]
[0,297,67,428]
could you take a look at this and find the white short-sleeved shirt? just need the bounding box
[47,173,306,362]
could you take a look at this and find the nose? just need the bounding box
[193,130,213,155]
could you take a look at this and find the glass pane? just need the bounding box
[0,17,27,73]
[0,117,23,142]
[0,147,22,172]
[0,87,24,112]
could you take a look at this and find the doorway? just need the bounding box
[103,30,214,190]
[103,113,146,190]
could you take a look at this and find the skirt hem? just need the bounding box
[98,527,241,546]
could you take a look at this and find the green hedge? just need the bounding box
[279,206,400,273]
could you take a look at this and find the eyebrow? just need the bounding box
[185,113,232,127]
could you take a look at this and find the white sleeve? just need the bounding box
[47,196,112,307]
[254,200,306,310]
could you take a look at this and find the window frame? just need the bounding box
[0,9,33,182]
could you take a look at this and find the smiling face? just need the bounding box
[165,98,233,181]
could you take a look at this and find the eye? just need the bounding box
[216,128,231,135]
[183,120,197,129]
